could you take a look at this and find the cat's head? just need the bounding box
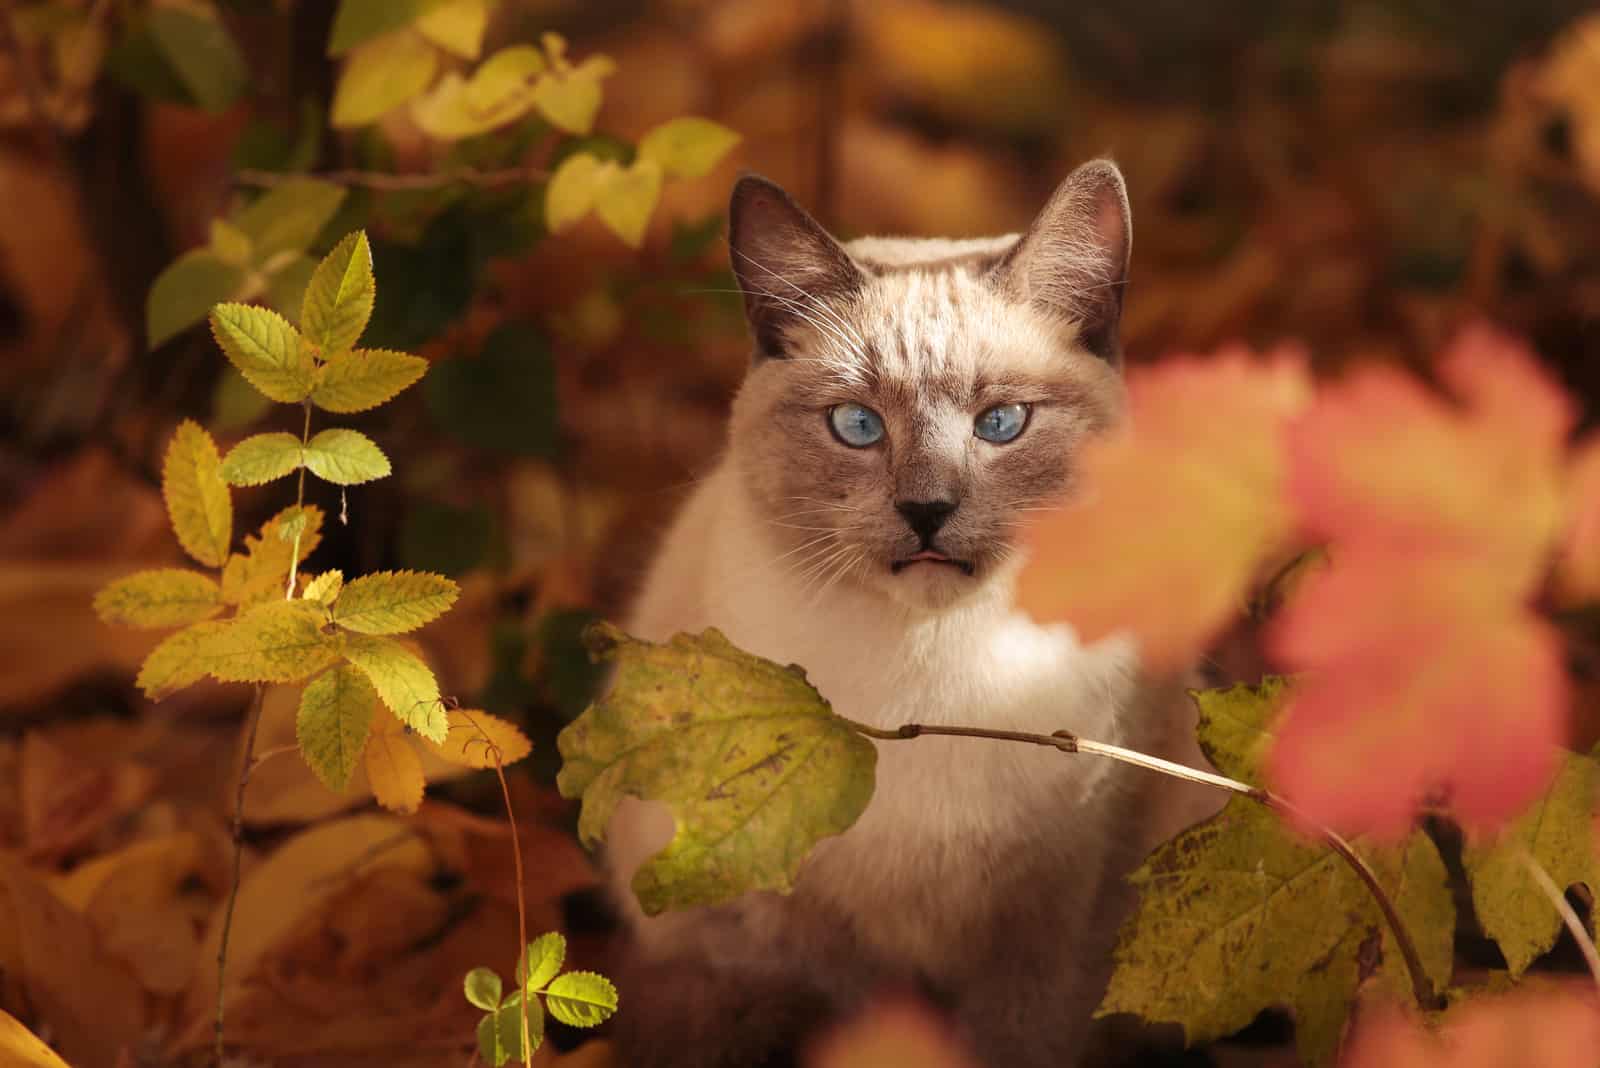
[725,160,1130,613]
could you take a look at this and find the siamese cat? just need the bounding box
[601,160,1217,1067]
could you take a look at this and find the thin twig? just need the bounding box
[236,165,550,192]
[1518,847,1600,991]
[247,743,300,772]
[842,716,1443,1012]
[286,401,311,598]
[216,684,266,1064]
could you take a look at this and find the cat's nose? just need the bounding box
[895,499,957,543]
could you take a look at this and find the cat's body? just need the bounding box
[603,163,1218,1067]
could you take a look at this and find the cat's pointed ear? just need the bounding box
[729,175,864,359]
[991,159,1131,366]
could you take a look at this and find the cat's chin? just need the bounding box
[872,557,988,612]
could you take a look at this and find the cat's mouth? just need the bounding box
[891,550,975,576]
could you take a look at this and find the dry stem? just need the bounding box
[215,685,266,1063]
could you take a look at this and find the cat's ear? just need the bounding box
[729,175,864,359]
[991,159,1131,366]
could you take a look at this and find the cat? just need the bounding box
[599,160,1219,1068]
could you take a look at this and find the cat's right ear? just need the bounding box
[729,175,864,359]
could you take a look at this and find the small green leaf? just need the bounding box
[332,30,439,129]
[542,972,618,1028]
[163,420,234,568]
[557,625,877,914]
[484,994,543,1063]
[301,231,376,355]
[529,55,613,135]
[637,116,741,179]
[414,0,489,59]
[593,158,662,249]
[303,428,391,484]
[516,932,565,992]
[147,7,247,112]
[233,179,347,261]
[310,349,428,413]
[298,664,379,791]
[301,570,345,605]
[147,250,247,349]
[94,569,223,629]
[205,600,341,684]
[341,633,446,741]
[333,570,459,634]
[327,0,453,56]
[221,432,304,486]
[463,967,502,1012]
[210,303,316,403]
[544,152,599,233]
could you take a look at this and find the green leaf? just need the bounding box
[331,30,439,129]
[463,967,502,1012]
[1097,681,1455,1067]
[210,303,316,403]
[529,55,613,135]
[637,117,741,179]
[341,633,446,741]
[163,420,233,568]
[297,664,379,791]
[516,932,565,992]
[542,972,618,1028]
[557,625,877,914]
[137,621,229,700]
[221,432,304,486]
[204,600,340,684]
[147,7,247,112]
[424,323,557,456]
[414,0,489,59]
[333,570,459,634]
[147,250,247,349]
[481,995,542,1064]
[303,428,391,484]
[545,151,599,234]
[310,349,428,413]
[593,158,663,249]
[94,569,223,629]
[327,0,454,56]
[1463,743,1600,977]
[301,231,375,355]
[233,179,347,262]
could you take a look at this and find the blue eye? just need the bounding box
[828,403,885,447]
[974,403,1029,444]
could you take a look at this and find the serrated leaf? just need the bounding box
[342,633,446,740]
[415,0,489,59]
[463,967,502,1012]
[543,972,617,1027]
[332,30,439,129]
[545,152,599,233]
[637,116,741,179]
[222,506,325,610]
[1463,743,1600,977]
[233,179,346,262]
[204,600,339,684]
[210,303,316,403]
[530,55,612,135]
[327,0,454,55]
[310,349,428,413]
[301,231,375,356]
[148,249,246,348]
[301,570,344,606]
[424,709,530,769]
[94,569,222,629]
[303,428,391,485]
[137,621,228,700]
[516,932,565,991]
[364,713,425,813]
[557,625,876,914]
[147,7,247,112]
[333,570,459,634]
[163,420,233,568]
[297,664,379,791]
[593,158,662,249]
[220,432,304,486]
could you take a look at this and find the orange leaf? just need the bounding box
[365,716,425,814]
[1341,984,1600,1068]
[421,708,532,769]
[1017,347,1310,671]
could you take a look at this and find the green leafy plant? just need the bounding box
[463,932,618,1066]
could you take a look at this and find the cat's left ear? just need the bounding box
[990,159,1131,366]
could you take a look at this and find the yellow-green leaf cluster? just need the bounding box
[467,931,617,1067]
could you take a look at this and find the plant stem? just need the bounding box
[841,716,1443,1012]
[236,165,549,192]
[468,710,533,1068]
[1519,846,1600,991]
[215,684,266,1064]
[286,401,311,598]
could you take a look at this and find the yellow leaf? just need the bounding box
[298,664,379,791]
[414,0,490,60]
[411,68,537,141]
[467,44,545,112]
[138,620,228,699]
[366,715,426,812]
[331,29,439,129]
[545,151,600,233]
[529,54,613,135]
[424,708,531,768]
[210,302,316,403]
[221,505,326,609]
[204,600,339,684]
[637,116,741,179]
[341,633,446,740]
[593,158,663,249]
[310,348,428,413]
[163,419,233,568]
[301,569,344,606]
[0,1009,72,1068]
[333,570,459,634]
[94,568,222,629]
